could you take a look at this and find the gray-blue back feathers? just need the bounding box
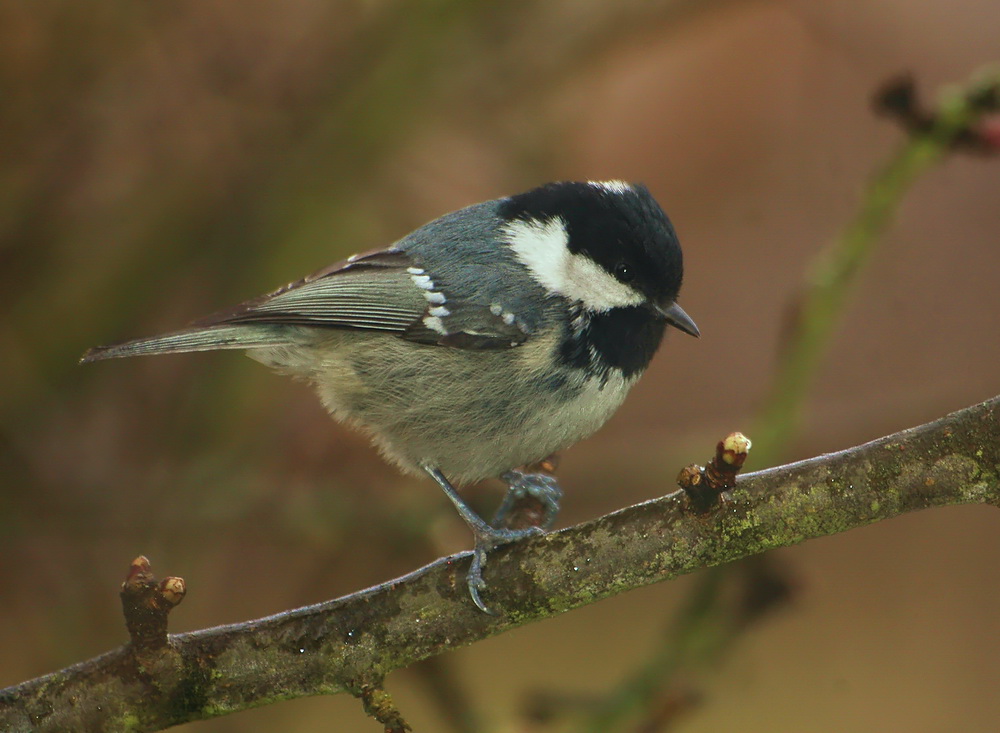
[81,199,543,363]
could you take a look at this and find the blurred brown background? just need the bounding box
[2,1,999,731]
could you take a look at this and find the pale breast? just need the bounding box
[251,328,641,485]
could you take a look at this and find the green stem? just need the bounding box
[580,569,725,733]
[751,76,997,465]
[572,68,1000,733]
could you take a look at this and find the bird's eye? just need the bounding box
[614,261,634,282]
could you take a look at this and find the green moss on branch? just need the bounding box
[2,396,999,731]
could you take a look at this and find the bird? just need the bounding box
[82,180,699,613]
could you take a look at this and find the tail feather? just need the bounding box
[81,325,292,363]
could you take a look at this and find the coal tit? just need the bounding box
[83,180,699,613]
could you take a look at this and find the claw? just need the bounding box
[423,465,554,614]
[495,470,563,530]
[466,524,544,614]
[468,546,492,615]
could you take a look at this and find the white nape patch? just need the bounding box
[588,180,632,195]
[503,217,645,311]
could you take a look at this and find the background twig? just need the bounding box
[539,68,1000,733]
[752,70,1000,464]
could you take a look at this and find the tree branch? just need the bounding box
[2,395,999,731]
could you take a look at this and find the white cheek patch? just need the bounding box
[503,217,645,311]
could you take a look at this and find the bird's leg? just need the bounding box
[493,469,563,531]
[423,465,544,615]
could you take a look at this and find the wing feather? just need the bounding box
[83,247,532,363]
[193,247,530,349]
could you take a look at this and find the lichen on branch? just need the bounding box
[1,395,998,732]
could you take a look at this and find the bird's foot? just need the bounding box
[423,465,559,614]
[467,523,544,615]
[494,470,563,530]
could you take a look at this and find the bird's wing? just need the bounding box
[197,248,531,350]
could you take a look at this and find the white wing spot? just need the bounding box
[489,303,517,327]
[411,274,434,290]
[423,315,448,334]
[409,267,451,327]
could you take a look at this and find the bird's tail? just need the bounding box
[80,325,292,363]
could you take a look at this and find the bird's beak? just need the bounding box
[655,301,700,338]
